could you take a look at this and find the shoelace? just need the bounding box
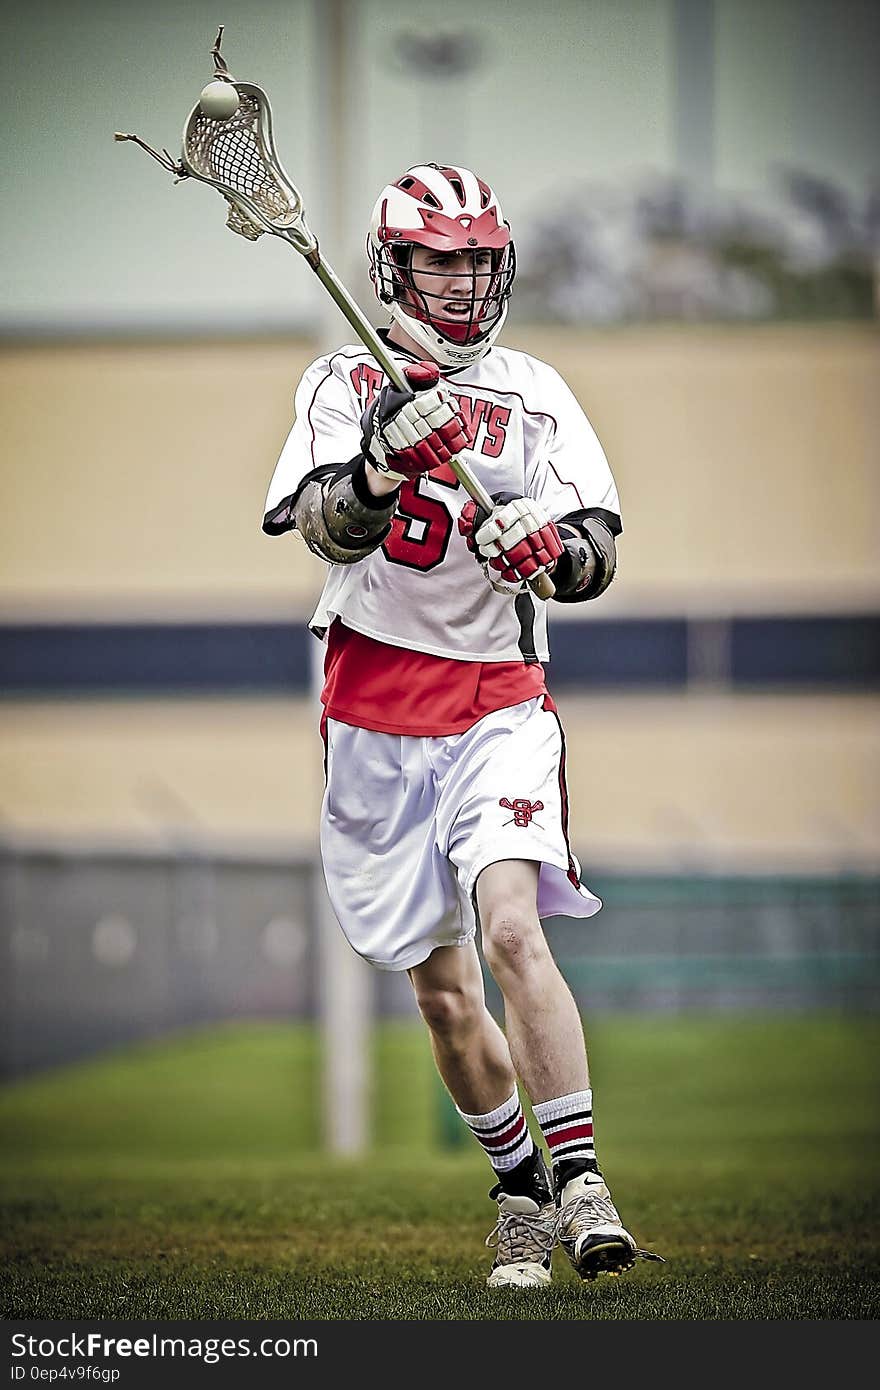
[558,1191,666,1265]
[557,1188,622,1242]
[485,1207,558,1266]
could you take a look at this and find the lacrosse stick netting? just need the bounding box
[182,83,316,251]
[115,26,317,255]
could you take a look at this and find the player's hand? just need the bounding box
[459,494,564,594]
[361,361,473,482]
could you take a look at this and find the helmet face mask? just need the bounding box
[367,163,516,369]
[388,242,516,345]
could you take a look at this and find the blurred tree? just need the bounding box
[513,171,877,324]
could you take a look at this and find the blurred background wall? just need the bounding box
[1,0,878,1078]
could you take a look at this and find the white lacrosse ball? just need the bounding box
[199,81,240,121]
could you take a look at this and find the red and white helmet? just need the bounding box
[367,163,516,370]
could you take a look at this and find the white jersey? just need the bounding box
[263,340,621,664]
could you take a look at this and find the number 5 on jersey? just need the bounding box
[382,469,460,572]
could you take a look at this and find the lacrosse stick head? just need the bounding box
[182,81,317,255]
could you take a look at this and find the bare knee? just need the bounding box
[481,906,547,980]
[413,982,484,1040]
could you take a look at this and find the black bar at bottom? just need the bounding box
[2,1319,873,1382]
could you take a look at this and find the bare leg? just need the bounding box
[476,859,589,1103]
[408,942,516,1114]
[411,942,557,1290]
[472,861,651,1280]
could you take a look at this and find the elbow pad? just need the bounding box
[264,458,399,565]
[551,512,618,603]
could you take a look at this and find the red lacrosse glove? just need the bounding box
[361,361,473,481]
[459,493,564,593]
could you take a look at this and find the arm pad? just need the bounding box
[551,511,619,603]
[263,457,399,565]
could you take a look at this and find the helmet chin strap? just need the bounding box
[389,300,509,370]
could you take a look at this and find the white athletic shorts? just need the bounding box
[320,696,602,971]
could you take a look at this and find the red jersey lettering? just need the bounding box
[455,395,488,443]
[482,404,510,458]
[382,472,459,571]
[350,362,384,411]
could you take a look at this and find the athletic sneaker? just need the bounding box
[485,1153,557,1288]
[556,1171,664,1281]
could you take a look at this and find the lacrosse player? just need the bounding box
[263,164,659,1287]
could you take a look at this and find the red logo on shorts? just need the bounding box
[499,797,544,828]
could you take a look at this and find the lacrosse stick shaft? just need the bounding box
[311,258,555,601]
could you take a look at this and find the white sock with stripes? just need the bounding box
[456,1088,535,1173]
[532,1088,597,1176]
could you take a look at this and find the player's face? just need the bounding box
[408,246,494,324]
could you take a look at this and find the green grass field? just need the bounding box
[2,1015,878,1320]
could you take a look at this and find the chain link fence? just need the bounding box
[1,840,877,1078]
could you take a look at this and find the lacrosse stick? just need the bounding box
[115,28,554,600]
